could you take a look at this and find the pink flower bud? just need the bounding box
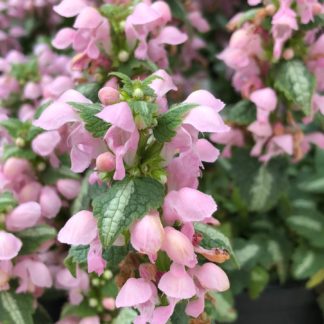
[3,158,31,180]
[102,297,115,311]
[0,231,22,261]
[19,182,42,203]
[6,202,41,231]
[24,82,41,100]
[96,152,116,172]
[98,86,120,105]
[161,227,197,268]
[39,186,62,219]
[57,179,81,200]
[130,212,164,263]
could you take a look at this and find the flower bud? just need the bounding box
[102,297,115,310]
[96,152,115,172]
[98,87,120,105]
[89,298,98,308]
[161,227,197,268]
[19,182,42,203]
[57,179,81,200]
[130,211,164,263]
[283,48,294,60]
[39,186,62,219]
[118,50,129,62]
[3,158,31,180]
[132,88,144,99]
[15,137,25,148]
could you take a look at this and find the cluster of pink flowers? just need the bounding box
[0,0,233,323]
[215,0,324,162]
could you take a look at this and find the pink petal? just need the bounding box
[158,263,196,299]
[194,263,230,292]
[149,70,177,97]
[184,90,225,112]
[116,278,153,307]
[58,210,98,245]
[27,260,53,288]
[250,88,277,112]
[53,0,87,17]
[0,231,22,260]
[96,102,135,131]
[156,27,188,45]
[56,179,81,200]
[74,7,103,29]
[195,139,220,162]
[6,202,41,231]
[273,134,294,155]
[163,188,217,223]
[52,28,76,49]
[185,295,205,318]
[32,131,61,156]
[128,3,161,25]
[40,186,62,219]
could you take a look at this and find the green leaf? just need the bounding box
[233,239,262,270]
[205,291,237,322]
[112,308,137,324]
[129,101,158,129]
[248,266,270,299]
[16,225,56,255]
[153,103,197,142]
[39,165,80,185]
[298,175,324,193]
[0,291,34,324]
[236,8,259,28]
[33,304,53,324]
[75,83,101,102]
[194,223,238,266]
[2,145,37,161]
[170,302,189,324]
[165,0,187,21]
[0,119,23,137]
[69,102,110,138]
[225,100,256,125]
[273,59,316,115]
[292,246,324,280]
[306,268,324,288]
[64,245,89,277]
[286,211,324,248]
[93,176,164,248]
[103,245,131,272]
[61,300,97,319]
[0,191,17,213]
[231,149,288,212]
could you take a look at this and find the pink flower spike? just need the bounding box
[115,278,153,307]
[58,210,98,245]
[158,263,196,299]
[53,0,87,18]
[194,263,230,292]
[130,211,164,263]
[0,231,22,261]
[161,227,197,268]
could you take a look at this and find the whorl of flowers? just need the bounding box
[214,0,324,162]
[0,0,234,323]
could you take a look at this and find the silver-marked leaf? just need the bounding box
[93,176,164,248]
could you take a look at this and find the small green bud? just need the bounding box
[133,88,144,99]
[118,50,129,62]
[89,298,98,307]
[36,162,46,172]
[92,278,100,286]
[15,137,25,148]
[103,270,113,280]
[0,213,6,223]
[119,20,126,30]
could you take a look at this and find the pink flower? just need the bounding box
[130,211,164,263]
[0,231,22,261]
[272,0,298,59]
[87,238,106,276]
[163,187,217,224]
[161,227,197,268]
[158,263,196,299]
[39,186,62,219]
[6,201,41,231]
[13,259,53,293]
[56,179,81,200]
[58,210,97,245]
[96,102,139,180]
